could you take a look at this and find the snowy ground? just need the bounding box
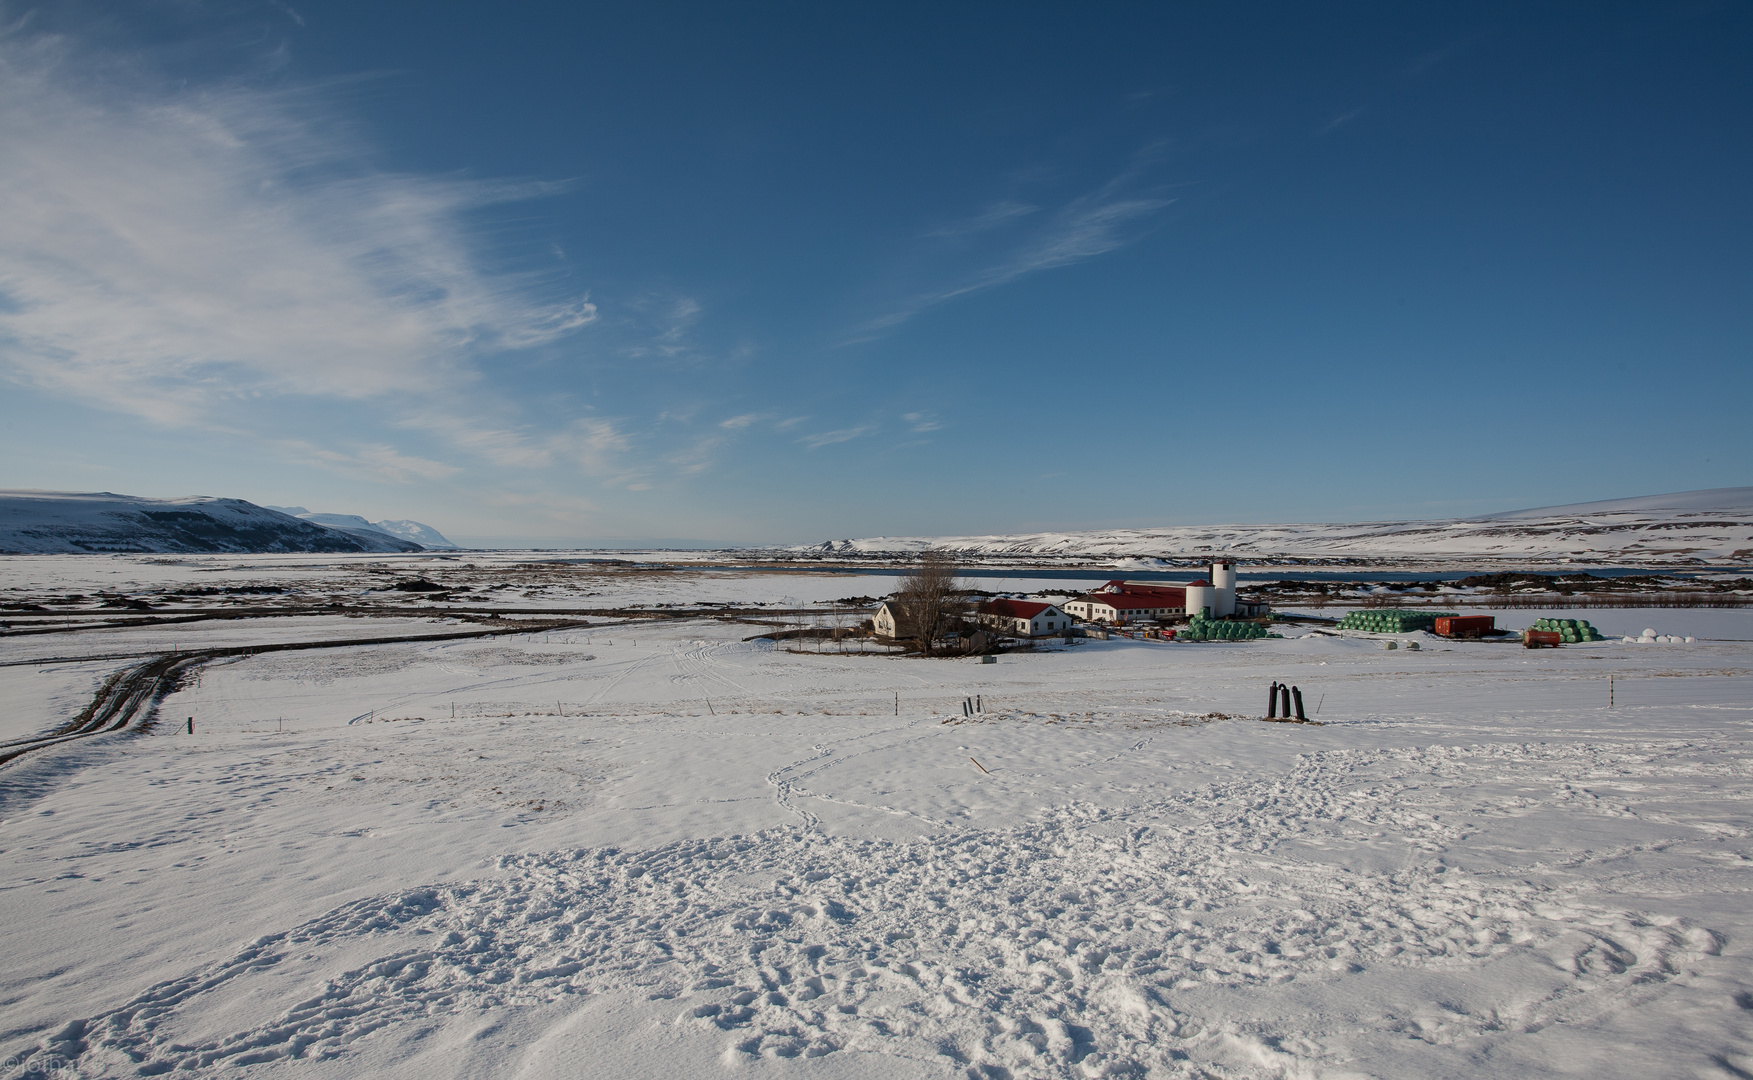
[1,562,1750,1078]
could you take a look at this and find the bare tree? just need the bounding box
[893,550,966,656]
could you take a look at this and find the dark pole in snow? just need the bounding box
[1268,682,1279,719]
[1292,686,1306,721]
[1280,685,1292,718]
[187,717,193,734]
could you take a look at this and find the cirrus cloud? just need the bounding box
[0,28,594,425]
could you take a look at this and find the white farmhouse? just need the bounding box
[975,598,1070,637]
[871,600,913,641]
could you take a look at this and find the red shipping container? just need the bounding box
[1435,615,1495,637]
[1522,629,1563,648]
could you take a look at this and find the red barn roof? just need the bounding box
[1097,580,1188,600]
[1074,592,1178,610]
[979,598,1058,619]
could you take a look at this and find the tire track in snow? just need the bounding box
[582,647,666,706]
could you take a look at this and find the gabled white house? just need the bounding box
[976,598,1069,637]
[872,600,913,641]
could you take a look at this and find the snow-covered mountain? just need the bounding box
[266,507,458,549]
[803,487,1753,566]
[0,492,422,554]
[368,519,458,549]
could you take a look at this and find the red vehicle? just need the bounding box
[1435,615,1495,638]
[1522,629,1563,648]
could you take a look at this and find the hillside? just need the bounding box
[805,487,1753,566]
[266,507,459,549]
[0,491,423,554]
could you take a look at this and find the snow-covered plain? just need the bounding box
[2,559,1751,1079]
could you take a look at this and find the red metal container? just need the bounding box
[1435,615,1495,638]
[1522,629,1563,648]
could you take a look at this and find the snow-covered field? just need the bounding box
[2,559,1751,1078]
[803,487,1753,566]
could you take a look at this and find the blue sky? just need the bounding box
[1,2,1749,546]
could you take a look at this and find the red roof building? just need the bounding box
[1061,589,1185,624]
[975,598,1070,637]
[1069,563,1266,623]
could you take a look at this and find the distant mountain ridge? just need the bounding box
[265,507,458,549]
[0,492,423,554]
[804,487,1753,566]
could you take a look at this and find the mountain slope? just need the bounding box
[265,507,459,549]
[805,487,1753,565]
[0,492,422,554]
[368,519,459,549]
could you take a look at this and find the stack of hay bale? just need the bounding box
[1337,609,1458,633]
[1531,617,1605,643]
[1179,613,1270,641]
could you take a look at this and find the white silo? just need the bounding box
[1185,583,1216,619]
[1210,560,1237,617]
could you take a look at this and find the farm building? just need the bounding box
[1062,560,1267,625]
[1061,591,1181,624]
[871,601,915,641]
[975,598,1070,638]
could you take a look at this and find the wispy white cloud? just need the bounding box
[1314,109,1363,136]
[799,424,875,450]
[720,413,761,429]
[621,295,702,359]
[921,200,1039,240]
[0,29,593,424]
[402,413,638,484]
[479,489,602,519]
[666,433,727,475]
[278,440,460,483]
[903,411,942,433]
[852,174,1171,341]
